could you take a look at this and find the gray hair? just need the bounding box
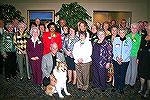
[97,29,106,36]
[30,27,40,36]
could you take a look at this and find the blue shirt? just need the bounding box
[113,37,132,62]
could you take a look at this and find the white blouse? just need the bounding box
[72,38,92,63]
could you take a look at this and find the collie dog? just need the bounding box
[53,61,71,98]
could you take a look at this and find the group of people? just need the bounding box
[0,17,150,98]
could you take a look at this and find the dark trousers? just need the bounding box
[43,76,50,86]
[0,54,4,74]
[92,62,107,89]
[4,52,17,78]
[113,60,129,90]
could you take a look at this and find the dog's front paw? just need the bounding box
[48,93,53,96]
[59,95,64,98]
[66,92,71,96]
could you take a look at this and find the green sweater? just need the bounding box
[1,32,16,55]
[126,32,141,57]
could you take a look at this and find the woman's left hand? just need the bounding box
[35,56,39,60]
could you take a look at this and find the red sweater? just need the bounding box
[42,31,62,55]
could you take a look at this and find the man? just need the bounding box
[57,19,66,35]
[0,19,5,74]
[35,18,41,27]
[125,23,141,88]
[41,42,65,88]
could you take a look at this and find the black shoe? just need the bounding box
[130,85,134,89]
[82,90,86,92]
[111,88,117,92]
[102,89,105,92]
[91,86,96,89]
[143,91,149,98]
[78,88,82,91]
[27,77,31,80]
[12,75,17,79]
[143,93,149,98]
[6,78,10,82]
[20,77,23,81]
[138,90,143,95]
[119,90,124,95]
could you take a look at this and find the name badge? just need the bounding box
[48,37,51,39]
[17,36,21,38]
[124,44,128,46]
[38,41,42,44]
[6,36,10,39]
[115,44,120,48]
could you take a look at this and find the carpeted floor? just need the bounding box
[0,73,149,100]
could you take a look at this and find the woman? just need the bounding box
[27,27,43,85]
[110,20,117,28]
[90,24,98,43]
[137,24,150,98]
[125,23,141,87]
[106,25,119,43]
[77,20,90,40]
[96,22,101,30]
[39,24,46,39]
[13,22,30,81]
[73,32,92,91]
[42,22,62,55]
[63,27,79,85]
[112,29,132,94]
[91,30,112,91]
[119,19,130,34]
[102,21,111,36]
[105,25,118,84]
[62,25,69,42]
[1,23,17,80]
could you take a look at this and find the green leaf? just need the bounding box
[56,2,91,28]
[0,4,24,23]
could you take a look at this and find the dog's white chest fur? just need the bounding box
[53,67,71,98]
[53,68,67,87]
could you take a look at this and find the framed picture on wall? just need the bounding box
[27,10,55,30]
[93,11,132,28]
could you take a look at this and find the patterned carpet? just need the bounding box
[0,73,149,100]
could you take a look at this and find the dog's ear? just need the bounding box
[56,59,62,67]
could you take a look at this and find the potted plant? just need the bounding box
[0,4,24,23]
[56,2,92,28]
